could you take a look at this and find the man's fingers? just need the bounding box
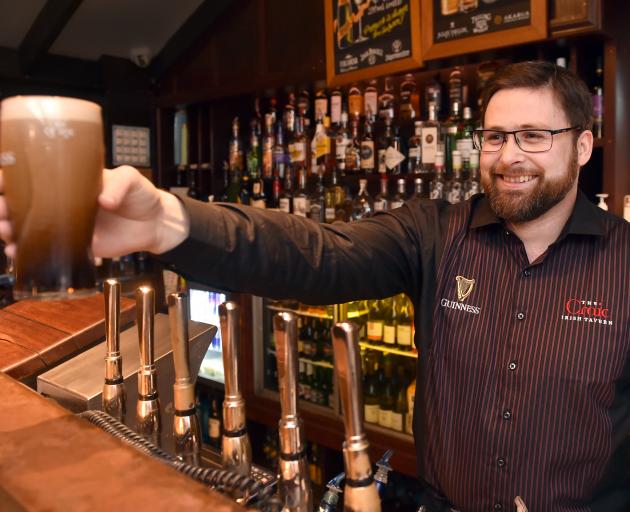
[0,219,12,243]
[98,166,136,210]
[4,243,15,259]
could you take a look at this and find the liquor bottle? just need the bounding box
[262,113,275,180]
[308,166,326,223]
[382,297,396,347]
[390,178,407,209]
[457,106,475,162]
[251,177,267,208]
[378,355,394,428]
[448,67,464,115]
[386,123,406,175]
[268,172,282,210]
[360,117,375,174]
[446,150,463,204]
[409,176,427,201]
[374,175,390,213]
[463,149,481,200]
[293,168,310,217]
[290,115,308,175]
[345,117,362,174]
[246,119,261,181]
[421,103,440,174]
[391,367,408,433]
[311,114,333,173]
[304,361,314,402]
[363,351,380,424]
[298,359,306,399]
[228,117,244,174]
[444,123,459,177]
[326,167,346,223]
[399,73,420,121]
[592,56,604,139]
[187,163,199,199]
[408,121,423,175]
[208,395,222,449]
[239,173,251,205]
[378,76,396,120]
[225,166,241,203]
[351,178,373,220]
[314,81,329,122]
[378,116,394,174]
[430,151,446,200]
[279,169,294,214]
[425,75,443,119]
[297,87,311,123]
[405,378,416,435]
[335,112,350,174]
[273,121,288,180]
[364,79,378,120]
[283,89,297,136]
[367,299,384,344]
[265,89,278,124]
[348,83,364,121]
[395,293,414,351]
[330,86,343,127]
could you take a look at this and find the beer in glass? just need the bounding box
[0,96,104,300]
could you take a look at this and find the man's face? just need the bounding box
[480,87,580,224]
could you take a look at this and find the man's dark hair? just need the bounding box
[481,60,593,132]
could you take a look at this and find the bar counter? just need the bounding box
[0,372,244,511]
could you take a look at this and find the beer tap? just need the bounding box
[273,311,312,511]
[318,472,345,512]
[102,279,126,421]
[135,286,161,443]
[219,301,252,475]
[168,292,201,465]
[331,322,381,512]
[374,449,394,499]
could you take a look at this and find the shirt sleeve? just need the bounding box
[157,196,441,305]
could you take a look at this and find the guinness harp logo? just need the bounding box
[455,276,475,302]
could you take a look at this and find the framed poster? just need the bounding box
[325,0,422,87]
[421,0,547,60]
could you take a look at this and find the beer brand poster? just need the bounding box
[434,0,532,43]
[332,0,413,75]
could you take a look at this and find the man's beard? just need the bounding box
[482,150,579,224]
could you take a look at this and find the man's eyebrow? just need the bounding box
[483,123,552,130]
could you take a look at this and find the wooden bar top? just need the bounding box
[0,293,135,381]
[0,373,244,511]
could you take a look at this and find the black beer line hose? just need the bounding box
[78,410,282,511]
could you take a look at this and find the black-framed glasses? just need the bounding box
[472,126,582,153]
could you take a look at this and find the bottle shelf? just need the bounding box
[266,304,368,320]
[267,348,334,369]
[359,340,418,358]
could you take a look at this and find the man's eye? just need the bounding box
[485,132,504,143]
[521,131,545,140]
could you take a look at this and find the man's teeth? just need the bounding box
[503,175,536,183]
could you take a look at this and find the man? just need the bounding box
[1,61,628,511]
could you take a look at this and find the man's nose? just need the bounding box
[498,133,525,165]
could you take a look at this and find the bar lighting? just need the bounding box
[102,279,126,421]
[274,311,312,511]
[331,322,381,512]
[219,301,252,475]
[168,292,201,465]
[135,286,161,443]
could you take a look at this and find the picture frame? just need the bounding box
[324,0,423,87]
[421,0,547,61]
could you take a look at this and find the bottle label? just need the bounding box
[315,98,328,120]
[408,147,421,159]
[367,321,383,341]
[262,145,273,178]
[251,198,266,209]
[397,325,412,346]
[209,418,221,439]
[360,141,375,169]
[374,199,386,212]
[349,96,363,118]
[456,138,473,160]
[385,146,405,170]
[378,409,392,428]
[315,135,331,159]
[336,138,348,160]
[309,204,322,221]
[464,182,480,200]
[390,412,404,432]
[293,197,309,217]
[391,200,404,209]
[447,183,462,204]
[383,325,396,344]
[290,142,306,163]
[331,96,342,124]
[364,91,377,118]
[365,404,379,423]
[430,182,444,200]
[279,198,291,213]
[378,149,387,173]
[422,126,438,164]
[325,207,336,222]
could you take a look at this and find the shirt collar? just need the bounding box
[469,191,607,237]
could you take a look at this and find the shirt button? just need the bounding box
[502,410,512,420]
[516,312,525,320]
[522,269,531,277]
[494,504,503,511]
[508,361,517,371]
[497,457,506,468]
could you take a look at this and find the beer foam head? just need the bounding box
[1,96,101,123]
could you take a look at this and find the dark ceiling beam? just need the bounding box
[149,0,235,80]
[18,0,84,74]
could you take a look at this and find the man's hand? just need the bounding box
[0,165,190,259]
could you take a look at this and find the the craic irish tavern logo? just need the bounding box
[561,298,613,326]
[440,275,481,315]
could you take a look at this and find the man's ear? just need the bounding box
[576,129,593,167]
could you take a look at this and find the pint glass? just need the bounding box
[0,96,104,300]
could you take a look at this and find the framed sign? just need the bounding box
[421,0,547,60]
[325,0,422,87]
[112,125,151,167]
